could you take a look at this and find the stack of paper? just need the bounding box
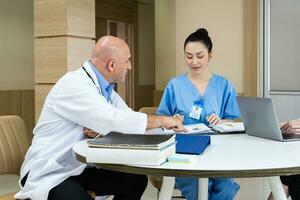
[87,131,176,166]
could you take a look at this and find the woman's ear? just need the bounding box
[107,60,115,72]
[209,52,213,60]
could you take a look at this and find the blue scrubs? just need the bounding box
[157,74,240,200]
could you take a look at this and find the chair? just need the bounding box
[0,115,108,200]
[0,115,31,200]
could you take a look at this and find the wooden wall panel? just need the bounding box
[35,37,67,83]
[35,37,95,83]
[153,89,163,107]
[34,0,67,37]
[67,37,95,71]
[34,0,95,120]
[134,85,154,110]
[0,90,35,139]
[96,1,132,23]
[34,0,95,38]
[67,0,95,38]
[35,84,54,120]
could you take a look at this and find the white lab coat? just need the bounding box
[15,61,147,200]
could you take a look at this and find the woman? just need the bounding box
[157,28,240,200]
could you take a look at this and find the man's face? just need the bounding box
[113,46,132,82]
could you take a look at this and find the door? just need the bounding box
[95,0,135,108]
[262,0,300,121]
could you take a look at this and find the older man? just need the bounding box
[15,36,185,200]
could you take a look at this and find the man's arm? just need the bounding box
[85,114,186,138]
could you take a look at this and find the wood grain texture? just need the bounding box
[67,0,95,38]
[67,37,95,71]
[35,84,53,120]
[244,0,259,97]
[35,37,67,83]
[0,90,34,139]
[35,37,95,83]
[34,0,95,38]
[34,0,67,37]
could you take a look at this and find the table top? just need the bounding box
[73,134,300,178]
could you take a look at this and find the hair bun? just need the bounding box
[196,28,209,36]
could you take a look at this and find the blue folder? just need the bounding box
[175,134,211,155]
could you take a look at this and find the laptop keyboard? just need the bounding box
[283,134,300,140]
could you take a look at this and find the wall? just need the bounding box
[138,2,155,86]
[155,0,176,91]
[0,0,34,136]
[0,0,34,90]
[155,0,244,94]
[134,0,156,109]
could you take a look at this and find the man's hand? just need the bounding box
[83,127,98,138]
[146,115,187,132]
[163,115,187,132]
[280,118,300,134]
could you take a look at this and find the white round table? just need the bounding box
[73,134,300,200]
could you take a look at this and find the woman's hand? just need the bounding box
[207,113,221,125]
[280,119,300,134]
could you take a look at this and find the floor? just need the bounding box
[100,177,286,200]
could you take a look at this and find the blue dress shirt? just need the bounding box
[88,61,115,102]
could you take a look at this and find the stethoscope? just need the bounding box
[82,66,111,103]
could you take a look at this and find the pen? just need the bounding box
[93,133,102,141]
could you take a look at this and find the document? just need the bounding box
[210,122,245,133]
[86,131,176,166]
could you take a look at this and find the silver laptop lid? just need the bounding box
[237,96,283,141]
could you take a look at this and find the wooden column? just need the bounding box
[34,0,95,119]
[244,0,259,97]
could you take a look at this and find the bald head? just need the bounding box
[91,36,128,62]
[90,36,132,83]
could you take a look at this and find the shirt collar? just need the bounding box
[88,61,115,102]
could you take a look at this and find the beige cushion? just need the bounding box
[0,116,30,175]
[0,174,19,196]
[0,192,15,200]
[0,116,30,199]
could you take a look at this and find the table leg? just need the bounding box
[158,176,175,200]
[198,178,209,200]
[267,176,288,200]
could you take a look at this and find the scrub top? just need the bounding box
[157,73,240,125]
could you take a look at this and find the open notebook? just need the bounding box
[155,122,245,134]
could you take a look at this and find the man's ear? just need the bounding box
[107,60,115,72]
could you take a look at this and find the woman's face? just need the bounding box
[184,41,211,74]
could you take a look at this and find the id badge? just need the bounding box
[189,99,204,120]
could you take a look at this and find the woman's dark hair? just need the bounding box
[184,28,213,53]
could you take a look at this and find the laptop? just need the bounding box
[237,96,300,141]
